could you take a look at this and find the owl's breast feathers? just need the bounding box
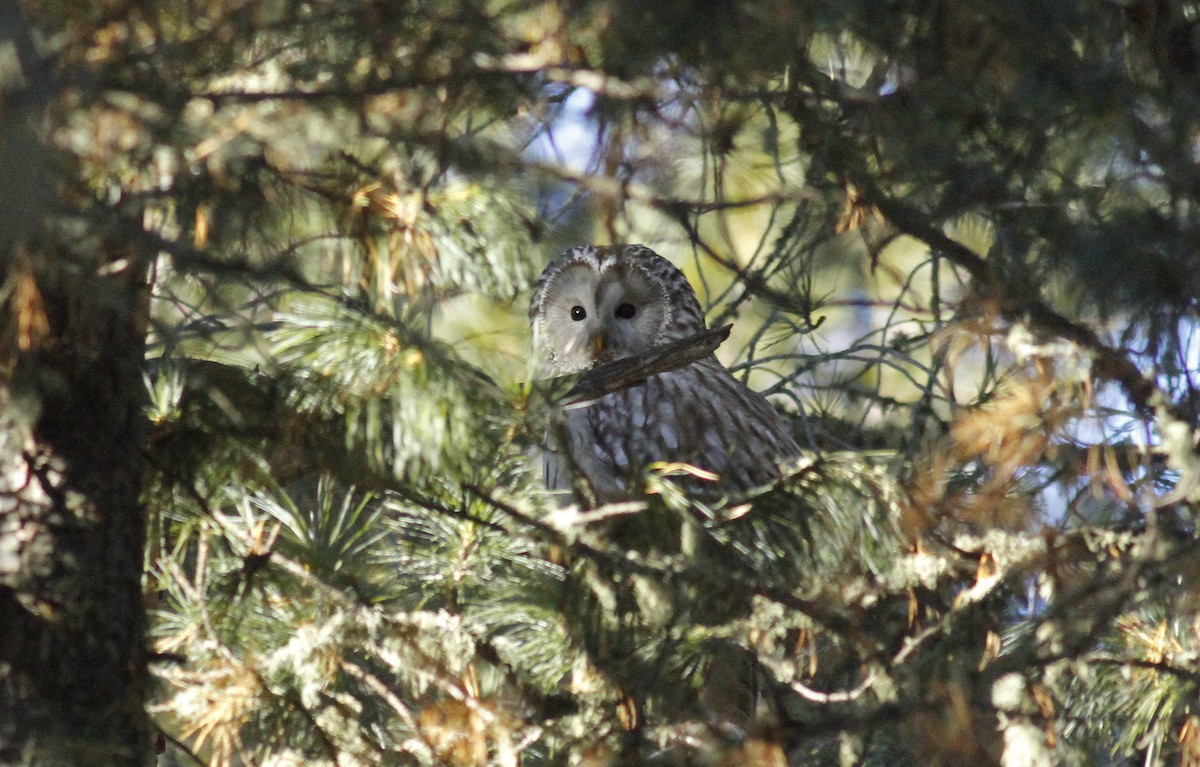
[555,356,799,504]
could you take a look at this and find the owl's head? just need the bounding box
[530,245,706,374]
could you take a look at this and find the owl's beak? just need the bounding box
[591,333,606,353]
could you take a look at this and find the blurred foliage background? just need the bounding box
[5,0,1200,764]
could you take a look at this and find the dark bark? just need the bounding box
[0,7,152,764]
[0,245,153,766]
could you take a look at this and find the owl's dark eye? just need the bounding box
[614,303,637,319]
[570,306,587,321]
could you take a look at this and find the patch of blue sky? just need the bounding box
[524,87,599,173]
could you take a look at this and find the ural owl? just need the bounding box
[530,244,799,505]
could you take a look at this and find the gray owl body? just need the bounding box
[531,245,798,505]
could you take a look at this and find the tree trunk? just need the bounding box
[0,248,152,765]
[0,7,152,763]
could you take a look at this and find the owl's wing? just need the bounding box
[541,354,801,505]
[542,409,633,507]
[628,359,799,497]
[541,444,570,497]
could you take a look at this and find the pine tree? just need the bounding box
[3,1,1200,765]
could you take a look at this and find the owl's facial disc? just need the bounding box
[591,263,666,357]
[537,260,668,372]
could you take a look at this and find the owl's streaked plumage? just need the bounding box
[530,244,799,505]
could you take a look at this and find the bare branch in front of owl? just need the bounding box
[559,323,733,408]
